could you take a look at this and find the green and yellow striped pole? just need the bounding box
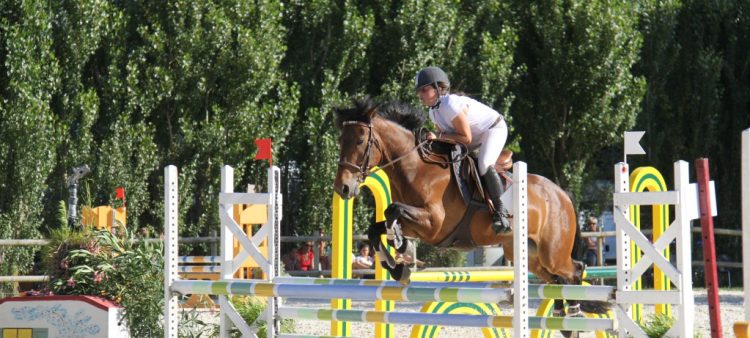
[331,167,393,337]
[629,167,671,319]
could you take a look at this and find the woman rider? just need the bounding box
[415,66,511,234]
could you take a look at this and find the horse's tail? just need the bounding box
[579,299,612,314]
[571,211,584,261]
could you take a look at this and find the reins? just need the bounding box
[339,121,468,180]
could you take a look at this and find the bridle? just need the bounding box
[339,120,459,183]
[338,121,378,182]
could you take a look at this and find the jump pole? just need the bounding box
[331,167,394,337]
[695,158,721,338]
[735,128,750,338]
[627,167,671,319]
[164,166,179,338]
[513,162,530,338]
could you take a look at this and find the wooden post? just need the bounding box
[695,158,722,338]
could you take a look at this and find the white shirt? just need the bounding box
[428,94,501,148]
[354,254,373,267]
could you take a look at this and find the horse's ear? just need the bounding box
[365,103,380,120]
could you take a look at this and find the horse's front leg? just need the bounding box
[384,202,435,252]
[377,202,435,283]
[385,202,435,232]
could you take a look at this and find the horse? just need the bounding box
[333,97,609,334]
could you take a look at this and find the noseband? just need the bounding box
[338,121,377,181]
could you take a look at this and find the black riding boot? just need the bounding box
[481,166,511,234]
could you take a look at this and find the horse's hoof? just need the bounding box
[561,331,579,338]
[566,304,583,317]
[566,311,585,318]
[384,205,402,220]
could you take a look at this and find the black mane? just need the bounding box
[334,96,426,132]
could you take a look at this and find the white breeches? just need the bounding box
[477,120,508,175]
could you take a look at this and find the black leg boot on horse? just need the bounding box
[481,166,511,234]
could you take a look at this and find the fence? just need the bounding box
[0,228,743,285]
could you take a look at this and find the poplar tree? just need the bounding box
[511,0,646,200]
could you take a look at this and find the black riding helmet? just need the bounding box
[415,67,450,91]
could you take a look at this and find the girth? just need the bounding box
[434,148,486,249]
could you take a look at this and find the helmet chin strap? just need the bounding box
[430,84,443,109]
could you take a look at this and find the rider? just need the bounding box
[415,66,511,234]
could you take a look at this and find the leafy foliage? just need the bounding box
[510,0,646,200]
[228,296,295,338]
[44,227,164,336]
[416,242,466,268]
[638,313,675,338]
[0,0,747,287]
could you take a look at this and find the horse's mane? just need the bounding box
[334,97,426,132]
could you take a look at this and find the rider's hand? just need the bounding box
[427,132,437,140]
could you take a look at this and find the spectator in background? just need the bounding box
[319,243,331,271]
[354,243,374,268]
[317,228,331,271]
[296,242,315,271]
[352,243,375,278]
[281,246,300,271]
[584,216,599,267]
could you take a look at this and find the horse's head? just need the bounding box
[333,97,383,199]
[334,97,427,199]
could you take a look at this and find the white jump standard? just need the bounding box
[163,157,712,337]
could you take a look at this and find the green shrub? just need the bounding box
[638,313,674,338]
[43,226,164,337]
[416,241,466,267]
[228,296,295,338]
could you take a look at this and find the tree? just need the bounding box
[635,0,750,248]
[109,0,297,238]
[0,0,61,292]
[280,0,375,235]
[510,0,646,201]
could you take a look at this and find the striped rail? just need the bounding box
[272,277,615,302]
[172,279,514,303]
[278,307,614,332]
[409,266,618,282]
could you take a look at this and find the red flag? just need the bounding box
[115,187,126,207]
[115,187,125,199]
[254,138,273,165]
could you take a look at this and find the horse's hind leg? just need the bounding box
[553,261,585,338]
[528,261,567,314]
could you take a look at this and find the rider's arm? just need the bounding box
[426,110,472,144]
[443,109,472,145]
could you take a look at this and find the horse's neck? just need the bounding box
[374,119,416,163]
[375,119,442,201]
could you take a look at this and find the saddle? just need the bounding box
[457,149,514,209]
[420,140,514,249]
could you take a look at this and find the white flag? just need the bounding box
[624,131,646,156]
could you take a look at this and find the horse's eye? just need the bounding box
[357,139,364,145]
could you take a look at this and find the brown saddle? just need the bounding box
[418,139,513,211]
[435,147,515,248]
[457,149,514,213]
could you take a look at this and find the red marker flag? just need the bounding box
[254,138,273,165]
[115,187,126,207]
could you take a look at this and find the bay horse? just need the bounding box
[333,98,609,327]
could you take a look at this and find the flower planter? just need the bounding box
[0,295,129,338]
